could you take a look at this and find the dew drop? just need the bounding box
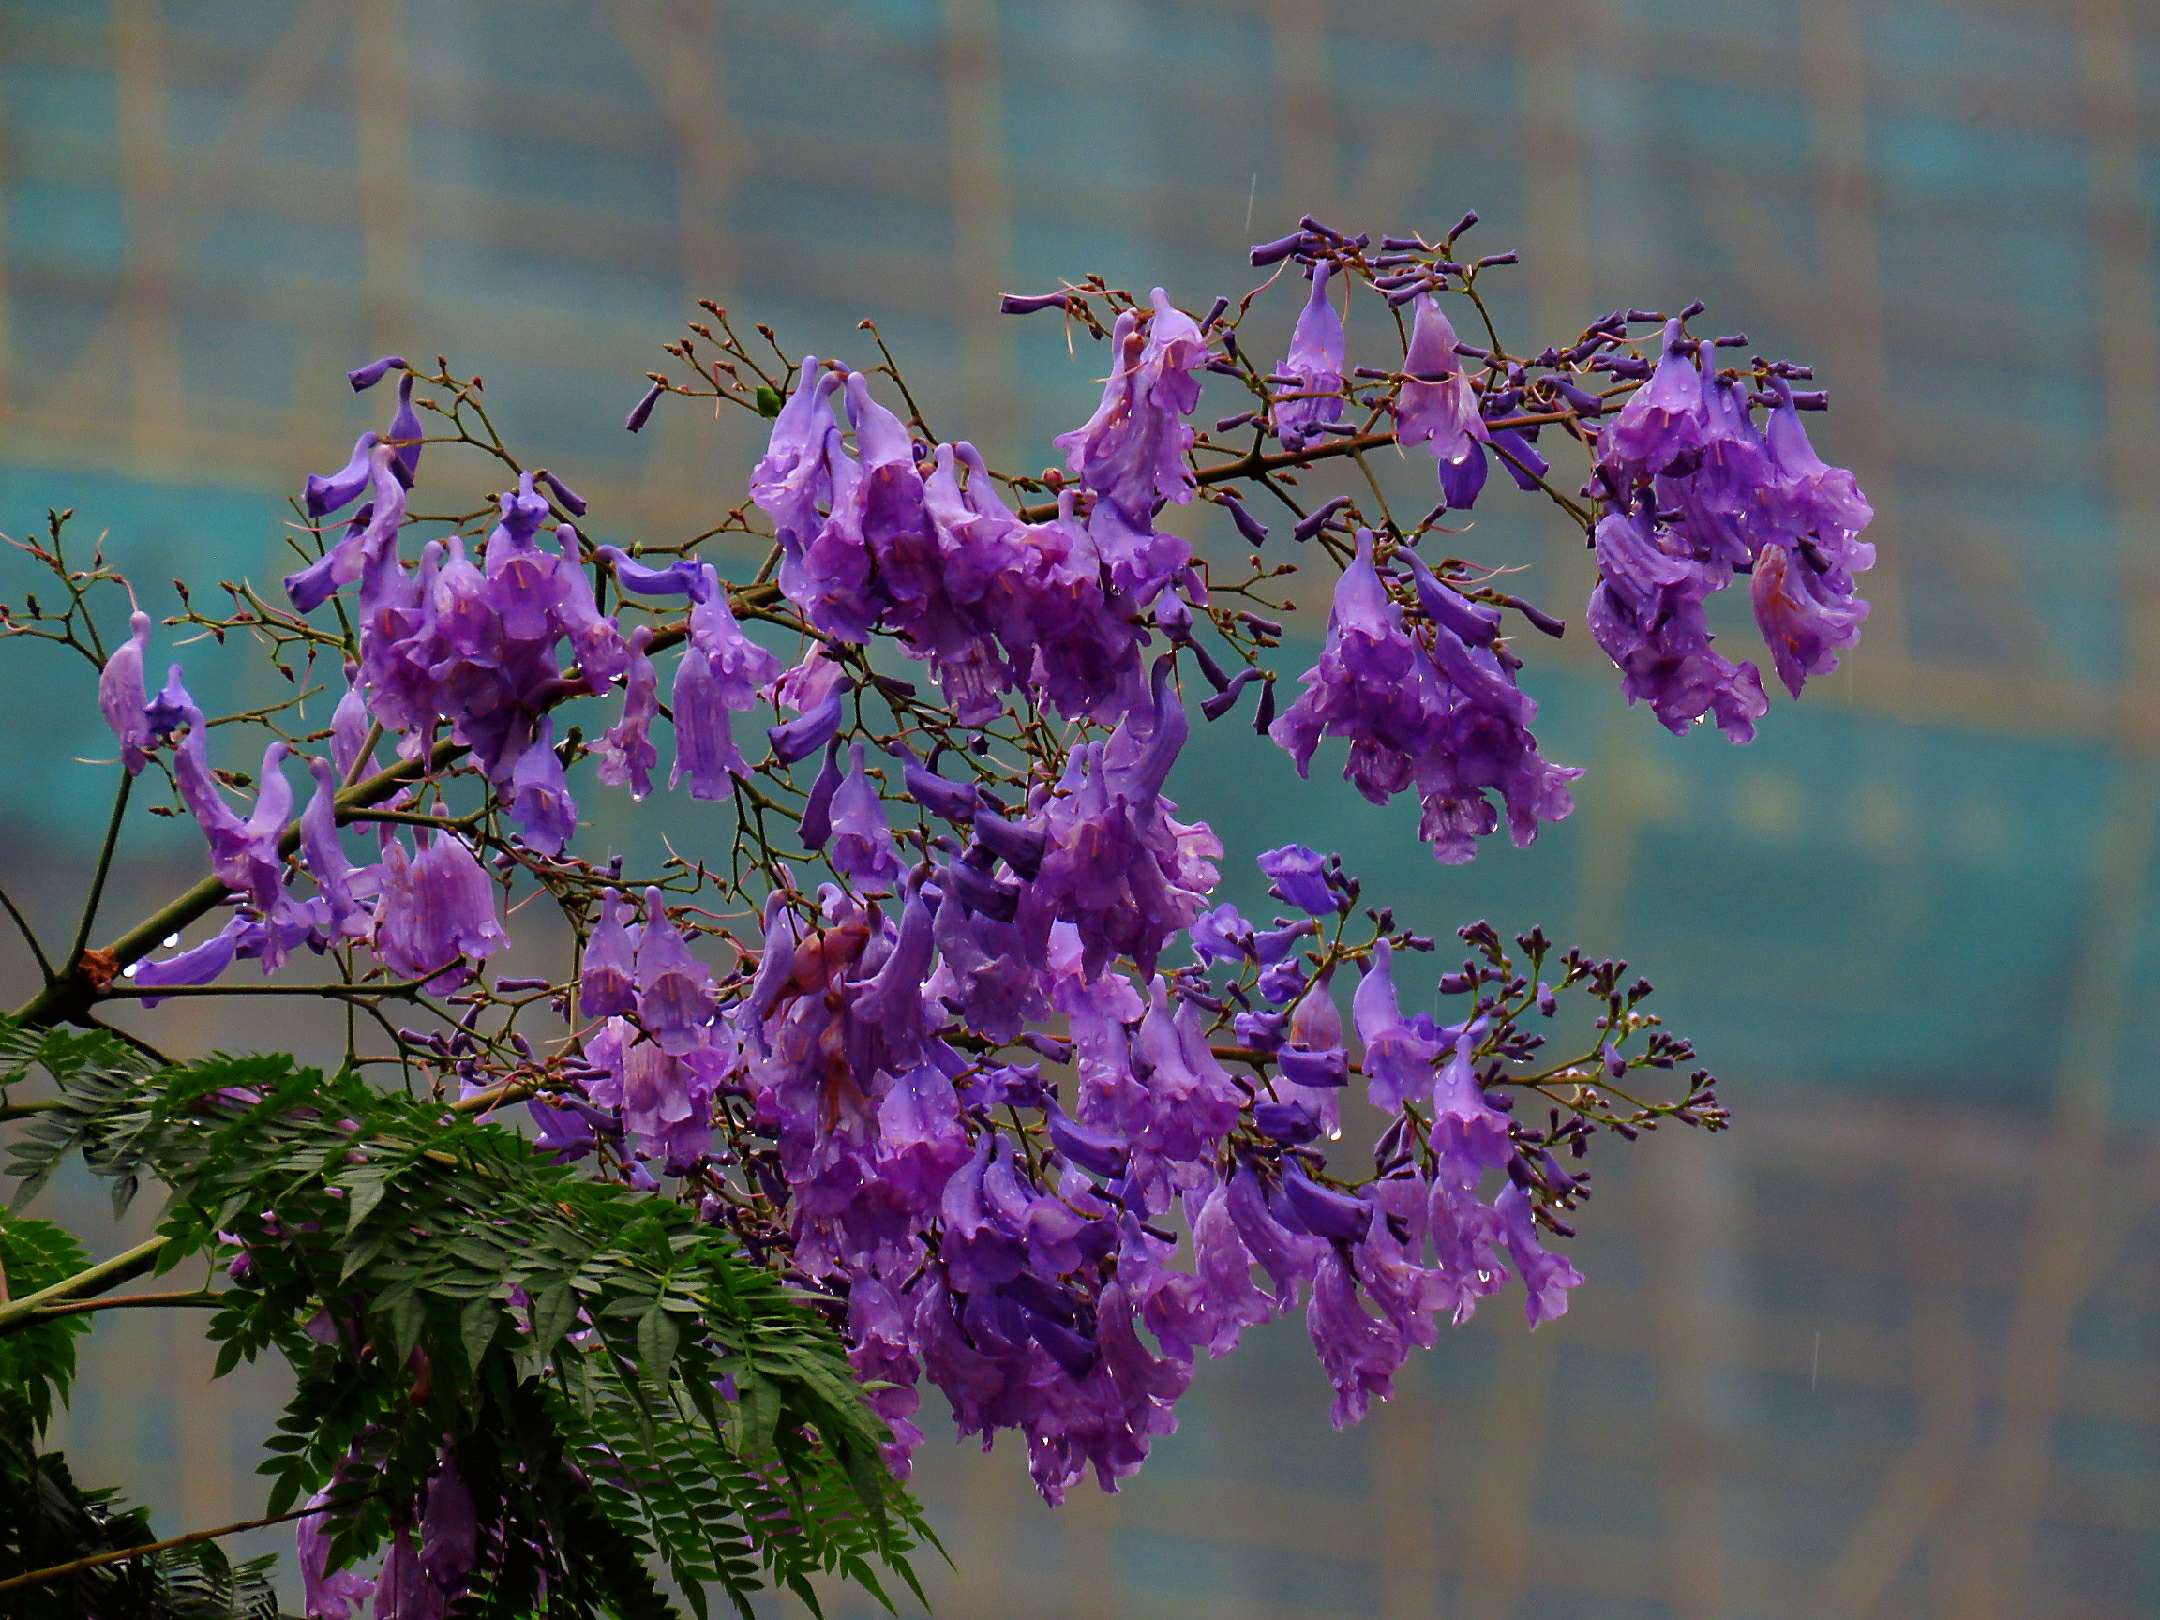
[163,932,181,948]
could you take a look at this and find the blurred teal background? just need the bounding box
[0,1,2154,1616]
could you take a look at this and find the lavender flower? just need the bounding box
[1270,263,1346,451]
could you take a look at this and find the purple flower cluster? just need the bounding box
[1588,321,1875,733]
[73,222,1825,1557]
[1270,532,1579,862]
[750,348,1205,724]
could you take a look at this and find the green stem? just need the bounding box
[63,768,132,975]
[0,1236,166,1334]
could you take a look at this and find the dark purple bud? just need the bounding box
[1249,231,1307,266]
[537,469,588,516]
[1200,295,1230,330]
[1678,298,1706,319]
[1281,1167,1371,1242]
[998,290,1071,315]
[1554,380,1606,416]
[492,976,553,993]
[1381,234,1428,251]
[899,751,980,822]
[347,354,408,391]
[1791,389,1830,410]
[625,380,664,433]
[767,691,843,764]
[971,808,1045,879]
[798,738,843,850]
[1446,210,1479,240]
[599,545,710,600]
[1201,666,1263,720]
[1028,1313,1100,1380]
[1046,1107,1129,1176]
[1293,496,1351,542]
[1253,1101,1321,1145]
[1239,610,1283,637]
[1215,411,1259,433]
[948,855,1020,922]
[1218,489,1269,546]
[1253,677,1277,733]
[1186,636,1231,691]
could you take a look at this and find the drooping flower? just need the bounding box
[1587,501,1768,741]
[1017,661,1219,981]
[1053,289,1208,525]
[1272,532,1576,860]
[1258,843,1338,916]
[828,744,900,891]
[577,889,638,1017]
[97,610,155,773]
[417,1453,477,1591]
[1271,263,1346,451]
[749,356,842,552]
[506,718,576,855]
[633,887,714,1053]
[1395,295,1488,495]
[1495,1181,1582,1327]
[373,833,507,989]
[1601,318,1706,480]
[296,1486,375,1618]
[593,625,659,800]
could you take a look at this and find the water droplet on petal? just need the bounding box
[163,932,180,947]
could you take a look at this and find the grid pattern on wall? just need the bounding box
[0,2,2153,1616]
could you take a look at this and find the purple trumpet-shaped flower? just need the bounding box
[1191,1179,1278,1355]
[767,689,844,767]
[1587,501,1768,741]
[1226,1165,1325,1307]
[1306,1246,1404,1429]
[372,1528,443,1620]
[125,913,256,1005]
[593,625,659,800]
[1751,537,1870,700]
[1019,661,1220,982]
[1052,288,1207,525]
[1271,263,1346,452]
[506,719,576,855]
[1495,1181,1582,1327]
[98,610,155,773]
[1356,937,1442,1114]
[302,431,380,518]
[373,833,508,990]
[750,356,841,551]
[418,1453,477,1591]
[1258,843,1338,916]
[1281,1164,1372,1243]
[798,739,845,852]
[578,889,638,1017]
[828,743,900,890]
[670,642,752,798]
[286,441,407,612]
[296,1486,375,1618]
[1601,318,1706,480]
[1395,295,1488,497]
[299,759,369,941]
[633,887,714,1053]
[1430,1034,1511,1168]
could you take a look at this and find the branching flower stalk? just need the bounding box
[0,212,1872,1616]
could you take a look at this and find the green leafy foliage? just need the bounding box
[0,1019,934,1616]
[0,1211,90,1431]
